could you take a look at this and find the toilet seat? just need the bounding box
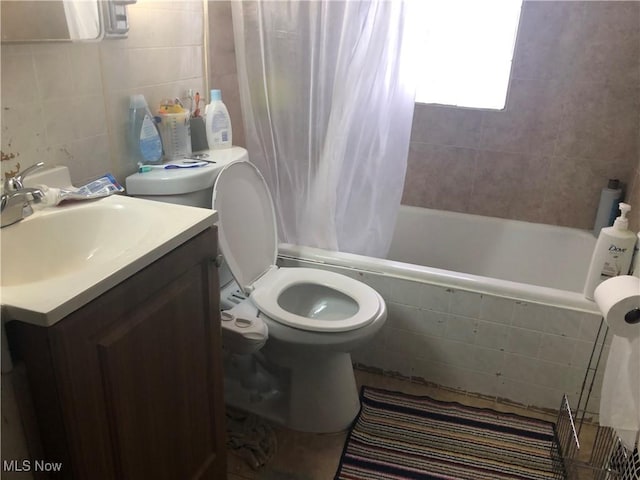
[212,160,383,333]
[251,267,381,332]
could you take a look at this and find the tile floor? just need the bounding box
[227,368,565,480]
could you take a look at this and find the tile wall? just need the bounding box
[4,1,635,232]
[1,0,206,185]
[404,1,640,230]
[279,256,605,413]
[207,1,640,232]
[628,123,640,232]
[207,1,245,148]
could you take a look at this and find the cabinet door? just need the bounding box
[48,229,226,479]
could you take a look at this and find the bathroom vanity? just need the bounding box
[1,183,227,479]
[6,228,226,479]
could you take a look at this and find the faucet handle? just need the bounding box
[0,187,45,228]
[5,162,45,191]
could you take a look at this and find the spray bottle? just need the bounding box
[129,94,163,164]
[584,202,637,299]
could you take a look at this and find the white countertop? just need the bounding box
[1,195,217,327]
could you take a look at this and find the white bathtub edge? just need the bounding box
[278,243,600,316]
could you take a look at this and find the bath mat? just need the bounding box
[335,387,558,480]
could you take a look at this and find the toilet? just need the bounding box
[126,147,386,433]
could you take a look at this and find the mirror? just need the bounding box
[1,0,135,43]
[1,0,102,43]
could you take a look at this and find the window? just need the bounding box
[414,1,523,110]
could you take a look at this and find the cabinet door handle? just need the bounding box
[213,255,225,268]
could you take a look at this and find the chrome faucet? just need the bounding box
[4,162,45,191]
[1,162,46,228]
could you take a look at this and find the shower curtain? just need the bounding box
[232,0,416,257]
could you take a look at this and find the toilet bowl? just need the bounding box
[213,159,386,432]
[126,148,387,433]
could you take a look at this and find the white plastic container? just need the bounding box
[593,178,622,235]
[584,202,637,299]
[129,94,163,164]
[631,232,640,279]
[205,89,232,149]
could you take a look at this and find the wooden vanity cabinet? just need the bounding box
[6,227,227,479]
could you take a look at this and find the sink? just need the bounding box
[1,194,216,327]
[1,202,162,287]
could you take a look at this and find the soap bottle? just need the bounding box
[205,89,232,149]
[584,202,637,299]
[631,232,640,279]
[593,179,622,235]
[129,94,163,164]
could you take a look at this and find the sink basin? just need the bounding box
[2,202,161,287]
[1,194,216,327]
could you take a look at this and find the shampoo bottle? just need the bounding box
[583,202,637,299]
[129,94,163,164]
[631,232,640,279]
[593,178,622,235]
[205,89,232,149]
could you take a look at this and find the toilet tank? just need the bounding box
[125,147,248,208]
[125,147,248,287]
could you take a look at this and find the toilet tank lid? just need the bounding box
[125,147,248,196]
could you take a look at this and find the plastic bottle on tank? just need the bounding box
[584,202,637,299]
[205,89,232,149]
[129,94,163,164]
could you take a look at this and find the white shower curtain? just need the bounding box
[232,0,416,257]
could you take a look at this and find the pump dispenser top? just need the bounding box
[613,202,631,230]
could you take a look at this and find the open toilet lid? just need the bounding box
[212,160,278,294]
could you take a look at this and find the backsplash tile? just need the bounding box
[343,262,601,411]
[33,49,76,100]
[1,1,205,184]
[1,53,39,107]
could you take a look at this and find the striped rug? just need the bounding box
[335,387,559,480]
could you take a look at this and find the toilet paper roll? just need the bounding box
[594,275,640,339]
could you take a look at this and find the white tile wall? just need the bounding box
[279,257,604,412]
[0,1,206,185]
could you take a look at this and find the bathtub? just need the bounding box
[278,205,605,411]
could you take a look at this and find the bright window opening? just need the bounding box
[414,0,523,110]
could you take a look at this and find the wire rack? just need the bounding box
[551,317,639,480]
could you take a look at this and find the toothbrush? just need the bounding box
[138,162,209,173]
